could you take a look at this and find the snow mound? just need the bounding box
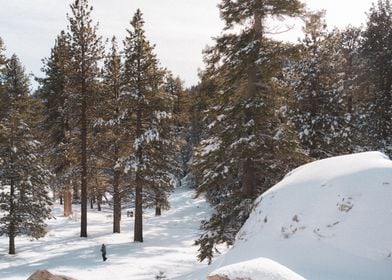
[208,257,305,280]
[218,151,392,280]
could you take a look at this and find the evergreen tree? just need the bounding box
[193,0,305,263]
[163,72,188,183]
[0,55,52,254]
[335,26,365,152]
[361,0,392,157]
[123,9,173,242]
[95,37,130,233]
[38,31,76,216]
[284,12,353,158]
[66,0,103,237]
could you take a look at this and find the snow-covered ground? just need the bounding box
[180,151,392,280]
[2,151,392,280]
[0,186,211,280]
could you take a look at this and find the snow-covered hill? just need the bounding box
[184,151,392,280]
[0,186,211,280]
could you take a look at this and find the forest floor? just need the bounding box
[0,185,211,280]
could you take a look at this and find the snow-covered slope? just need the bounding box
[208,151,392,280]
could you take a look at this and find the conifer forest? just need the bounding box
[0,0,392,279]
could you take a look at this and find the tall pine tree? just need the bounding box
[95,37,131,233]
[193,0,305,263]
[38,31,76,216]
[0,55,52,254]
[66,0,103,237]
[123,9,173,242]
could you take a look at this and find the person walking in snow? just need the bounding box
[101,244,107,261]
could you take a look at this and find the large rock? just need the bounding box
[27,270,76,280]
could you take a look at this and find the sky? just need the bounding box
[0,0,378,89]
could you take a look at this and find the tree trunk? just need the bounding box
[97,194,102,211]
[155,205,161,216]
[8,233,15,255]
[9,178,16,255]
[64,190,73,217]
[80,80,88,238]
[241,12,262,199]
[155,193,162,216]
[113,169,121,233]
[134,107,143,242]
[134,175,143,242]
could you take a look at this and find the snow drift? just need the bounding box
[207,258,305,280]
[212,151,392,280]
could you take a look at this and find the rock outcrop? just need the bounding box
[27,270,76,280]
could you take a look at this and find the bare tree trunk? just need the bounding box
[8,232,15,255]
[97,194,102,211]
[155,192,162,216]
[80,80,88,238]
[134,107,143,242]
[64,189,73,217]
[155,205,161,216]
[9,178,16,254]
[113,169,121,233]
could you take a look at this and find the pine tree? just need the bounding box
[361,0,392,157]
[193,0,305,263]
[0,55,52,254]
[123,9,172,242]
[95,37,131,233]
[38,31,76,216]
[66,0,103,237]
[284,12,353,158]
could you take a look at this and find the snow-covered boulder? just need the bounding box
[207,258,305,280]
[218,151,392,280]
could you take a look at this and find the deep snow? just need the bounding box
[0,186,211,280]
[180,151,392,280]
[208,258,306,280]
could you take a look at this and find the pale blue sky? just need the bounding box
[0,0,376,88]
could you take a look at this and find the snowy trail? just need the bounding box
[0,186,210,280]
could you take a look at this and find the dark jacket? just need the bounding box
[101,244,106,254]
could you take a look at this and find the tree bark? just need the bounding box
[155,194,161,216]
[113,169,121,233]
[97,194,102,211]
[9,178,16,254]
[8,233,15,255]
[64,190,73,217]
[80,79,88,238]
[241,12,262,199]
[134,107,143,242]
[155,205,161,216]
